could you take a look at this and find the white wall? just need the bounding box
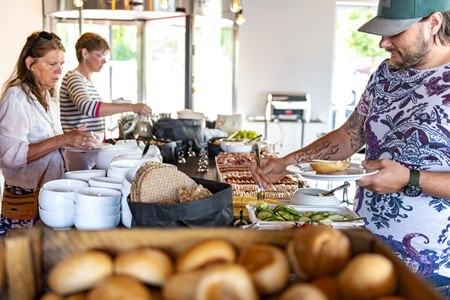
[0,0,43,87]
[238,0,336,128]
[0,0,336,140]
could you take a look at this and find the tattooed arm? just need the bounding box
[251,111,366,187]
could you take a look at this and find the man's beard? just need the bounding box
[388,34,430,70]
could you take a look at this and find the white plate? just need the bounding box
[286,162,378,181]
[64,147,101,152]
[246,204,364,228]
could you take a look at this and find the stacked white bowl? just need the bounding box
[107,157,157,180]
[64,169,106,182]
[96,144,142,170]
[74,187,121,230]
[38,179,89,230]
[120,166,140,228]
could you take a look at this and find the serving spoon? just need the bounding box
[319,181,350,197]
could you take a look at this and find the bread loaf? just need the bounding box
[114,247,174,286]
[86,275,152,300]
[47,251,113,295]
[337,253,397,300]
[309,160,350,174]
[176,239,236,272]
[279,283,329,300]
[287,225,351,280]
[238,244,290,295]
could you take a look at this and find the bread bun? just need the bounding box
[195,264,259,300]
[374,297,407,300]
[238,244,290,295]
[286,225,351,280]
[114,247,173,286]
[39,293,64,300]
[279,283,329,300]
[337,253,397,300]
[176,239,236,272]
[162,270,205,300]
[86,275,152,300]
[66,293,87,300]
[311,276,340,300]
[309,160,350,174]
[48,250,113,295]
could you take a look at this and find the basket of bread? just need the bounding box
[127,162,234,227]
[0,226,441,300]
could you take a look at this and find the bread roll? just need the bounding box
[47,250,113,295]
[374,297,406,300]
[176,239,236,272]
[287,225,351,280]
[311,276,340,300]
[238,244,289,295]
[337,253,397,300]
[195,264,259,300]
[39,293,64,300]
[114,247,173,286]
[309,160,350,174]
[86,275,152,300]
[279,283,328,300]
[162,270,205,300]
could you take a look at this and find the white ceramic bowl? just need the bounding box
[111,151,161,163]
[95,144,142,170]
[226,142,253,153]
[88,176,123,190]
[74,187,121,207]
[40,179,88,211]
[64,169,106,182]
[121,197,132,228]
[289,188,339,206]
[38,189,75,211]
[74,212,121,230]
[75,203,120,216]
[39,206,74,230]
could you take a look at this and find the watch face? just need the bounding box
[402,185,422,197]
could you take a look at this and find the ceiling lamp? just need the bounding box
[235,9,245,26]
[160,0,169,10]
[73,0,84,8]
[229,0,241,13]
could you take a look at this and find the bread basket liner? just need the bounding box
[129,177,234,227]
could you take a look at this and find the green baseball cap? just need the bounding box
[358,0,450,36]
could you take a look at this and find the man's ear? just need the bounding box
[428,11,443,35]
[25,56,34,71]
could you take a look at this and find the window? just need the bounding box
[331,3,389,129]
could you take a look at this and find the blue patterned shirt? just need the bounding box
[355,60,450,279]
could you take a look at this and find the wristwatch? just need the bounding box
[402,169,422,197]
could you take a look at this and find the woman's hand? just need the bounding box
[356,159,409,194]
[132,103,152,115]
[63,124,99,150]
[250,156,290,188]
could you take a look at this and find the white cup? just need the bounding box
[91,131,105,148]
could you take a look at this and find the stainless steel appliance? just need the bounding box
[265,93,311,123]
[264,93,311,147]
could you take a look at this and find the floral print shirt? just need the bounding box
[355,60,450,279]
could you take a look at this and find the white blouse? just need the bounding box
[0,86,65,189]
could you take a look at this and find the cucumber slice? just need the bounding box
[256,210,274,220]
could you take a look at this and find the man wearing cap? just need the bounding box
[252,0,450,296]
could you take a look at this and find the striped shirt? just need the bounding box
[60,70,104,132]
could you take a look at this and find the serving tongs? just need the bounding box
[254,144,265,203]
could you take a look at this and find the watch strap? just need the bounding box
[409,169,420,186]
